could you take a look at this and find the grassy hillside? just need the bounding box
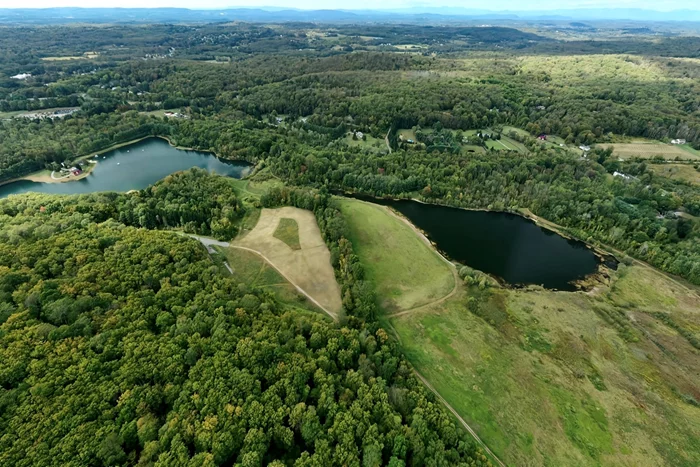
[337,198,455,313]
[341,197,700,466]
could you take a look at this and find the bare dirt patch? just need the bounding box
[234,207,343,319]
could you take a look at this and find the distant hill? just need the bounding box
[0,7,699,25]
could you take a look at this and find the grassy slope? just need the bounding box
[217,246,321,314]
[337,198,454,313]
[341,198,700,466]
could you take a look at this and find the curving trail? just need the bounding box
[386,266,460,318]
[187,234,338,321]
[413,370,507,467]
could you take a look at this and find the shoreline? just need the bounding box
[335,191,616,293]
[0,135,250,188]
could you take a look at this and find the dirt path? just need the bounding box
[230,245,337,320]
[187,234,338,320]
[385,130,392,153]
[413,370,506,467]
[387,266,460,318]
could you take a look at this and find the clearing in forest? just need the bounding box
[337,198,455,313]
[233,207,343,319]
[599,142,699,160]
[650,163,700,186]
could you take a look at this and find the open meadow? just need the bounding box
[341,196,700,466]
[650,163,700,186]
[337,198,456,313]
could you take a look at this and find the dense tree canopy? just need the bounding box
[0,181,490,467]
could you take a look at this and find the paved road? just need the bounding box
[187,234,230,253]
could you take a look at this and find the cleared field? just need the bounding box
[337,198,455,313]
[650,164,700,185]
[598,143,699,160]
[217,246,319,313]
[233,207,343,319]
[398,128,417,141]
[390,264,700,466]
[343,132,386,152]
[485,136,525,152]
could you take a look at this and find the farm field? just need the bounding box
[598,142,700,160]
[650,163,700,186]
[233,206,343,319]
[337,197,455,313]
[341,197,700,466]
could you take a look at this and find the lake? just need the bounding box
[348,195,605,291]
[0,138,252,198]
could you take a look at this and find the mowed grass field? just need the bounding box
[339,197,700,466]
[217,246,320,314]
[598,142,700,160]
[234,206,343,319]
[337,198,455,313]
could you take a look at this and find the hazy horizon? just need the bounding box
[5,1,700,12]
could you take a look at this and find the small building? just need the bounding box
[70,167,82,176]
[613,171,634,181]
[536,105,546,110]
[11,73,31,80]
[579,145,591,152]
[538,134,547,141]
[671,139,686,145]
[355,131,364,139]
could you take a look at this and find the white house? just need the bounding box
[671,139,686,145]
[11,73,31,80]
[579,145,591,152]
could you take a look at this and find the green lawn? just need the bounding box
[273,218,301,250]
[337,198,454,313]
[343,132,386,152]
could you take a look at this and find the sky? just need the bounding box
[3,0,700,11]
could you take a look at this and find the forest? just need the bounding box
[0,172,490,466]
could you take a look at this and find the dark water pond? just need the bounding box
[349,195,605,291]
[0,138,252,198]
